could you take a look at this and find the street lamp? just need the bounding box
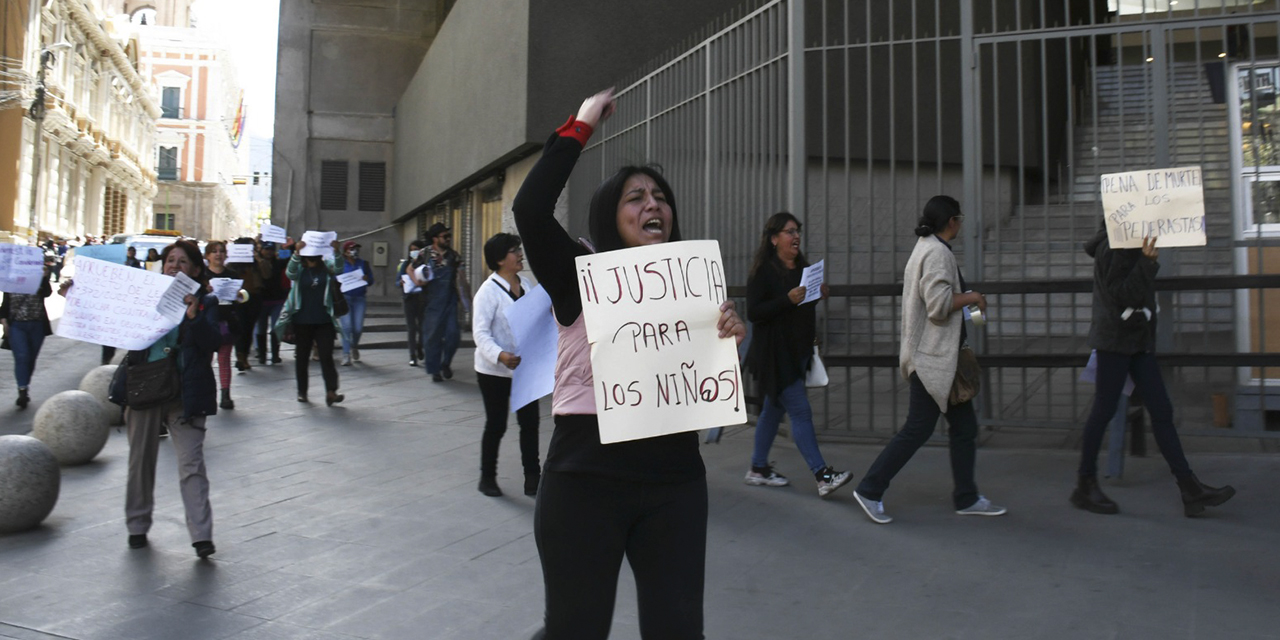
[26,41,73,246]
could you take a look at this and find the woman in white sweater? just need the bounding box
[472,232,541,497]
[852,195,1006,524]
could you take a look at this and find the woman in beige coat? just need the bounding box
[852,196,1006,524]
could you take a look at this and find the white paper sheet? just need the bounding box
[299,231,337,258]
[226,243,255,263]
[259,223,288,244]
[400,273,419,294]
[800,259,824,304]
[574,240,745,443]
[56,257,184,349]
[415,264,432,284]
[154,272,202,324]
[1100,166,1206,249]
[504,285,558,411]
[336,269,367,293]
[209,278,244,302]
[0,244,46,294]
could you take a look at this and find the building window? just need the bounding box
[358,162,386,212]
[157,146,179,180]
[154,212,175,231]
[161,87,181,119]
[320,160,348,210]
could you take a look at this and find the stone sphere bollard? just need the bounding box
[78,365,123,426]
[0,435,61,534]
[31,390,110,466]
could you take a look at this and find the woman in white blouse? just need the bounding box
[472,233,541,497]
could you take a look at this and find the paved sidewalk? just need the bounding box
[1,336,1277,639]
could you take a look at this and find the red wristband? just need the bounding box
[555,116,593,147]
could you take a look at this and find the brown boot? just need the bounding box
[1070,475,1119,514]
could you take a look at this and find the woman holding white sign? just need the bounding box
[472,232,541,498]
[275,240,345,406]
[204,241,241,410]
[0,261,53,409]
[852,196,1006,524]
[1070,229,1235,517]
[743,212,851,497]
[513,89,746,640]
[112,240,221,558]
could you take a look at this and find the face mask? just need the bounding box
[349,250,359,259]
[409,250,421,259]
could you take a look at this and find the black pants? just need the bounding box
[294,323,338,395]
[477,372,540,477]
[1078,350,1191,478]
[403,292,424,360]
[856,372,980,510]
[255,301,283,360]
[534,471,706,640]
[234,298,262,361]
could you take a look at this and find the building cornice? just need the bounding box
[63,1,162,118]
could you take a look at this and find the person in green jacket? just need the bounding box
[276,240,344,406]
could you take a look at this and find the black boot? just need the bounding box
[524,473,540,497]
[220,388,234,410]
[1177,474,1235,517]
[16,387,30,409]
[478,475,502,497]
[1070,475,1119,514]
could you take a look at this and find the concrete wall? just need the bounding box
[392,0,530,220]
[273,0,445,296]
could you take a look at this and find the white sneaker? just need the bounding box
[341,355,352,366]
[956,495,1007,516]
[853,490,892,524]
[744,465,789,487]
[815,467,851,498]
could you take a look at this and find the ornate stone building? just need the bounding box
[0,0,160,244]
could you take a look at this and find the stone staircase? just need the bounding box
[355,298,475,355]
[978,61,1237,340]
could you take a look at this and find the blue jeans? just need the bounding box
[856,372,980,510]
[7,320,45,389]
[338,295,368,355]
[421,302,459,375]
[1079,350,1191,479]
[751,378,827,474]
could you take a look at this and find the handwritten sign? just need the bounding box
[505,284,557,411]
[800,259,824,304]
[336,269,367,293]
[226,243,255,263]
[209,278,244,302]
[1100,166,1206,248]
[575,240,745,443]
[259,223,288,244]
[55,257,183,350]
[299,231,337,258]
[0,245,46,294]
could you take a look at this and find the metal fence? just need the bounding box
[577,0,1280,438]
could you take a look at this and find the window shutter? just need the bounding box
[358,162,386,212]
[320,160,348,211]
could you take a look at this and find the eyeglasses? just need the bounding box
[509,247,523,254]
[778,228,802,237]
[953,215,965,223]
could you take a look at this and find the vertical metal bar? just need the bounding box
[961,0,981,282]
[1152,28,1170,166]
[787,0,805,218]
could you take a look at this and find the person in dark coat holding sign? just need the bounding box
[88,240,221,558]
[1071,228,1235,517]
[0,262,53,409]
[743,212,850,498]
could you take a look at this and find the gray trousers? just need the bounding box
[125,401,213,542]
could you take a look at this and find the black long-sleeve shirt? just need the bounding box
[511,127,703,483]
